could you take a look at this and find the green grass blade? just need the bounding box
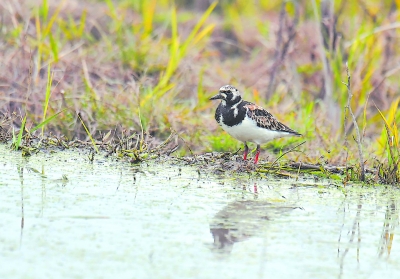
[78,9,87,37]
[179,1,217,57]
[31,109,67,133]
[42,63,53,136]
[39,0,49,22]
[42,0,65,38]
[142,0,156,38]
[78,113,99,153]
[155,6,179,91]
[14,115,27,151]
[48,33,59,62]
[153,2,216,95]
[105,0,117,19]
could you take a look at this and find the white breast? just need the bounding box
[219,115,293,144]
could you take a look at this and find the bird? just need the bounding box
[210,85,301,164]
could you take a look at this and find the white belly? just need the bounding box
[220,116,293,144]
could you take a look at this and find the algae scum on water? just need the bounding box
[0,144,399,279]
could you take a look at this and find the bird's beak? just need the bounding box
[210,94,223,100]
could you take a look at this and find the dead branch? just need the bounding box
[289,162,346,174]
[266,1,299,98]
[342,63,365,181]
[312,0,334,114]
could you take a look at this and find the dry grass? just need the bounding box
[1,0,399,183]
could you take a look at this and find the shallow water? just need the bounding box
[0,144,399,279]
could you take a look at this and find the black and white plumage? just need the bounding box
[210,85,301,164]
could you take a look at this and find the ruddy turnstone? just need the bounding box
[210,85,301,164]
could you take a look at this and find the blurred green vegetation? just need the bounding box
[1,0,400,182]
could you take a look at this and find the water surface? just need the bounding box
[0,144,399,279]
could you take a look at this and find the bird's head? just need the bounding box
[210,85,242,106]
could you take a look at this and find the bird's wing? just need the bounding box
[243,102,301,135]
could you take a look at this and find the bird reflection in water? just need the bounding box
[210,183,300,253]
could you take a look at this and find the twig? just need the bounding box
[266,141,306,173]
[266,1,299,98]
[173,129,196,160]
[311,0,333,108]
[342,63,365,181]
[289,162,347,174]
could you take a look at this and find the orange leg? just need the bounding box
[254,145,261,164]
[243,143,249,160]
